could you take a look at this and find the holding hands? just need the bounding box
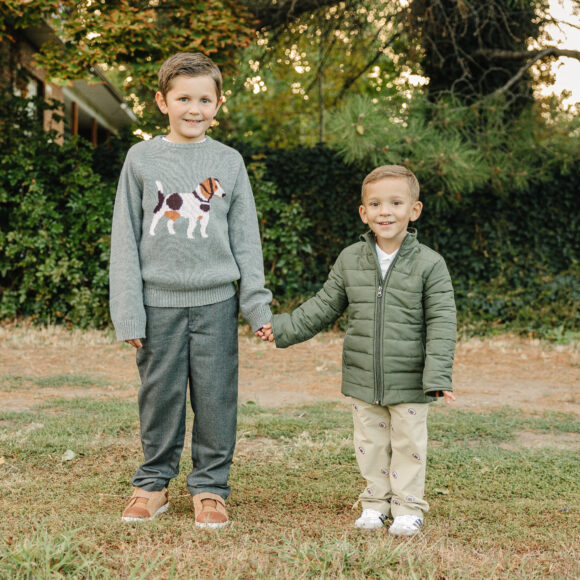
[255,322,275,343]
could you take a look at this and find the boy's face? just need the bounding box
[155,75,222,143]
[359,177,423,254]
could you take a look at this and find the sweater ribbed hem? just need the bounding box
[143,283,236,308]
[115,318,147,342]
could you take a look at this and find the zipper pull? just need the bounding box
[377,285,382,298]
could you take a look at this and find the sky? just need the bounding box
[540,0,580,107]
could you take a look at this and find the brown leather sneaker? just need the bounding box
[192,492,228,529]
[121,487,169,522]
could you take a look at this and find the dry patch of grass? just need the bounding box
[0,321,116,348]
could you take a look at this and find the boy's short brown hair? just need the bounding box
[157,52,223,98]
[361,165,420,203]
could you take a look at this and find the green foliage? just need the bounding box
[248,162,313,299]
[456,269,579,337]
[0,94,115,326]
[222,0,411,148]
[416,159,580,336]
[328,92,580,200]
[250,144,366,295]
[91,127,139,183]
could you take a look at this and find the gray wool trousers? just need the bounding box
[132,296,239,499]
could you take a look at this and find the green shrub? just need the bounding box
[240,143,366,294]
[0,95,114,326]
[248,162,313,299]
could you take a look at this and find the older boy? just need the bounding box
[259,165,456,536]
[110,53,272,527]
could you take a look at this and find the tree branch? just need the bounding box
[238,0,343,30]
[488,49,551,97]
[475,47,580,61]
[474,46,580,98]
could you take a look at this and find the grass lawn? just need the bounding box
[0,390,578,579]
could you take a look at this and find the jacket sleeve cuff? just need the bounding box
[424,386,452,396]
[271,314,293,349]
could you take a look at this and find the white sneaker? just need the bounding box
[355,509,387,529]
[388,514,423,536]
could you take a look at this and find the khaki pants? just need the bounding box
[352,397,429,518]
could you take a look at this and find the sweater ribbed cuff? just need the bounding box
[245,303,272,333]
[115,318,147,342]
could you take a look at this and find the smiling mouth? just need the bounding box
[378,221,395,226]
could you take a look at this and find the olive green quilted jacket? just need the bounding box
[272,230,456,406]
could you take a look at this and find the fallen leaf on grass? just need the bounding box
[435,488,450,495]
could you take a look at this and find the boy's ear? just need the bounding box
[359,204,369,224]
[155,91,168,114]
[410,200,423,222]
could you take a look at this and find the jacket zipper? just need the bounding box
[373,237,407,405]
[374,283,383,404]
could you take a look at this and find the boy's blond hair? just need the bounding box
[158,53,223,98]
[361,165,420,203]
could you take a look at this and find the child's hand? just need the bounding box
[255,323,275,343]
[125,339,143,349]
[442,391,456,405]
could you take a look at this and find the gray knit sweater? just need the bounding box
[109,136,272,341]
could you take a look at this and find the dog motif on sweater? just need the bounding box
[150,178,226,239]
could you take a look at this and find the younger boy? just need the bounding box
[110,53,271,527]
[258,165,456,536]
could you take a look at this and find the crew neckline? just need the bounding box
[157,135,211,147]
